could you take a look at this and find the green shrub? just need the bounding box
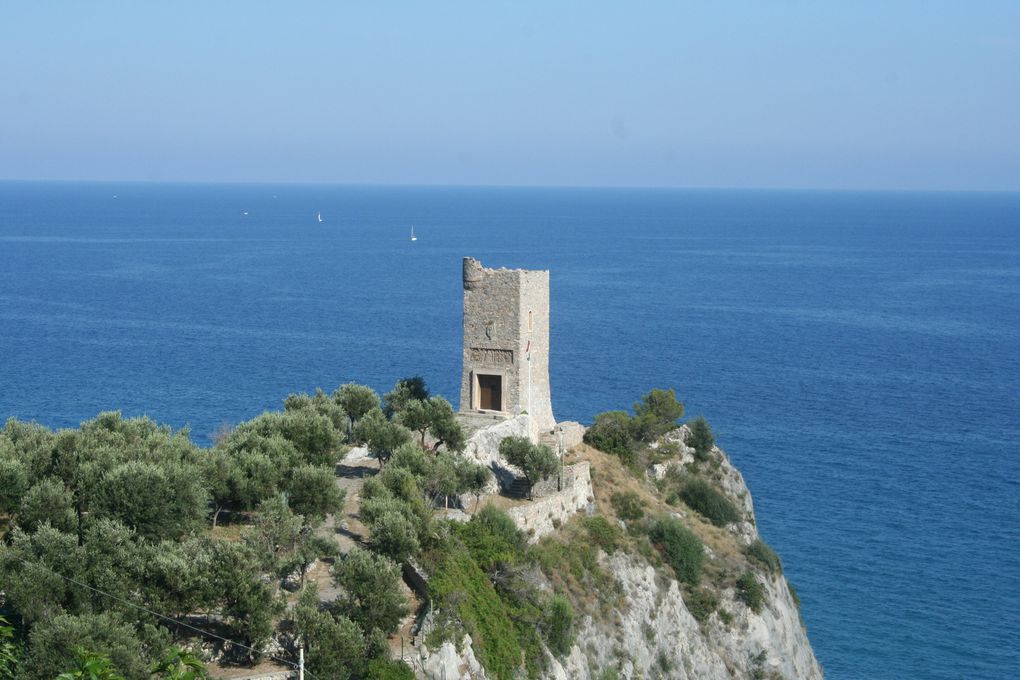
[0,614,21,678]
[542,595,574,658]
[687,417,715,462]
[648,517,704,585]
[683,587,718,623]
[736,572,765,613]
[632,388,684,442]
[746,539,782,574]
[363,658,415,679]
[428,543,522,680]
[583,516,621,554]
[456,505,524,571]
[583,411,636,463]
[609,491,645,521]
[648,440,681,464]
[656,651,675,673]
[680,479,741,527]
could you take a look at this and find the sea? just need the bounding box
[0,182,1017,679]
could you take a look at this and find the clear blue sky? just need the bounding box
[2,2,1018,190]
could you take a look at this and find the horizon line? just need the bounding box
[1,177,1018,195]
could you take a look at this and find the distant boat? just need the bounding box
[243,211,249,216]
[317,211,323,224]
[410,225,417,242]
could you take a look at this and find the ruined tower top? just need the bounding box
[459,257,555,432]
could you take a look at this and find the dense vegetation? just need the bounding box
[0,378,478,680]
[583,388,686,467]
[0,381,790,679]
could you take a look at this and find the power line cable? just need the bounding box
[10,555,316,679]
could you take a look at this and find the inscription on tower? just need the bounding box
[469,347,515,365]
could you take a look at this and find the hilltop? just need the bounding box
[0,380,820,680]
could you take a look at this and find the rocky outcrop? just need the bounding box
[410,432,822,680]
[463,414,540,455]
[555,550,820,680]
[419,635,487,680]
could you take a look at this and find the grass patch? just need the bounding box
[530,519,621,617]
[610,491,645,521]
[583,516,622,554]
[746,539,782,574]
[736,572,765,613]
[683,587,718,624]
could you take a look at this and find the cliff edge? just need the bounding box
[418,425,822,680]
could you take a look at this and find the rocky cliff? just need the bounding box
[417,425,823,680]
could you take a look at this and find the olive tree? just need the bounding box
[331,549,408,635]
[353,409,412,466]
[285,388,348,432]
[498,436,559,500]
[90,461,208,541]
[18,478,76,534]
[285,465,346,525]
[0,457,28,516]
[455,458,492,511]
[24,613,147,680]
[294,587,365,680]
[333,383,380,432]
[382,377,429,418]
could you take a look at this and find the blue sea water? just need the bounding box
[1,182,1018,679]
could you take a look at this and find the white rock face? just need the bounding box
[420,635,488,680]
[461,414,539,492]
[463,414,536,463]
[412,563,819,680]
[410,436,822,680]
[547,551,822,680]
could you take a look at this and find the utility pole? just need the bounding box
[557,426,564,491]
[527,341,532,418]
[299,644,304,680]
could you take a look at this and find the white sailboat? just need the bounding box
[410,225,417,242]
[316,211,323,223]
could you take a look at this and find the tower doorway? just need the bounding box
[476,374,503,411]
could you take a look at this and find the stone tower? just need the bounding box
[459,257,555,432]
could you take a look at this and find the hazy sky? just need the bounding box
[2,2,1018,190]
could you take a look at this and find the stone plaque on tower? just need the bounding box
[459,257,555,432]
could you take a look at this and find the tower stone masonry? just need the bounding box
[459,257,555,432]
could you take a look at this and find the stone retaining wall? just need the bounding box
[506,461,593,543]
